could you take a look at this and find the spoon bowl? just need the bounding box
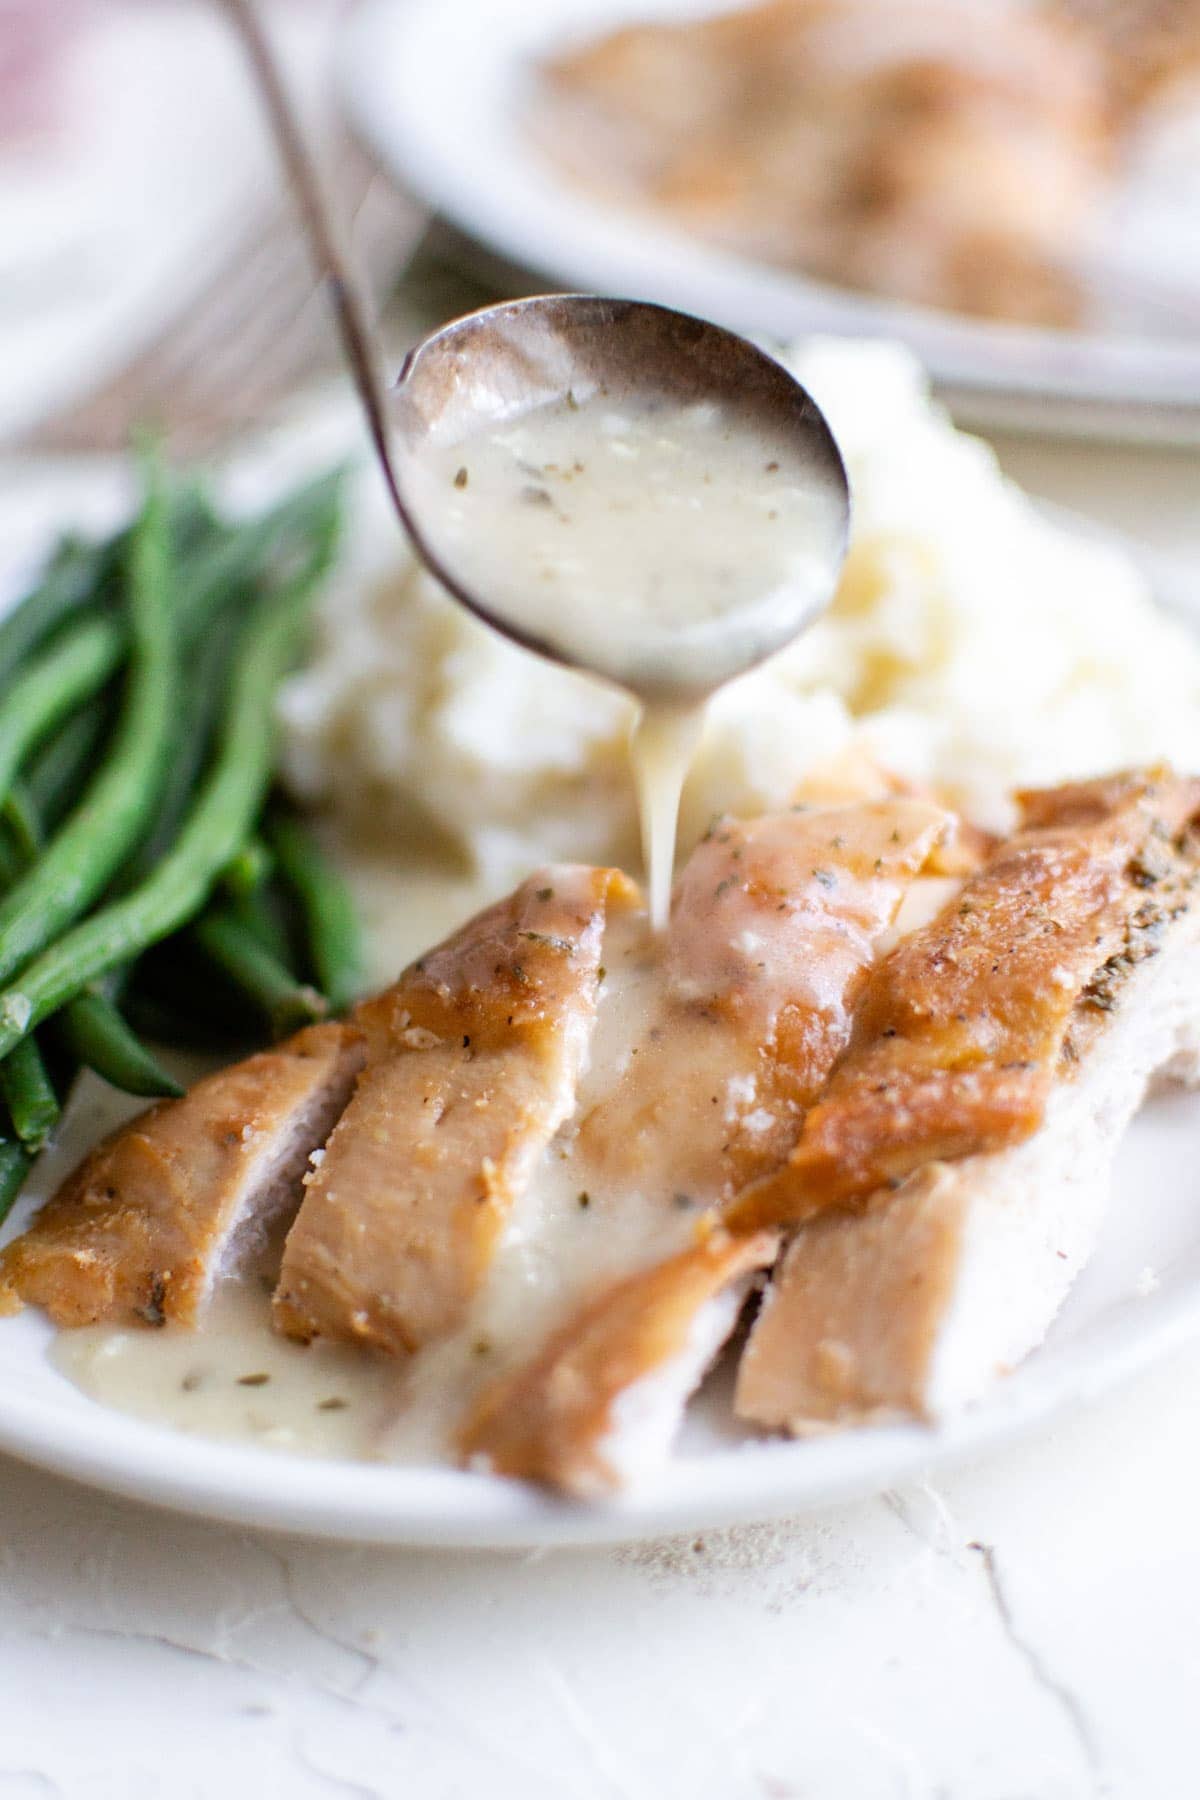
[389,295,851,699]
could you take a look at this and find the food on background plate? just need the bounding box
[1056,0,1200,117]
[533,0,1200,327]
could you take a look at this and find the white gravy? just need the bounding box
[406,390,841,700]
[53,871,816,1465]
[382,907,697,1463]
[46,858,487,1465]
[629,700,707,930]
[53,906,697,1465]
[406,386,843,923]
[53,1230,396,1462]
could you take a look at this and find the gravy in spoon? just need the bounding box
[399,376,847,924]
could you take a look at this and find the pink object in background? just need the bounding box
[0,0,96,144]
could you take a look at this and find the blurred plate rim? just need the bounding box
[337,0,1200,442]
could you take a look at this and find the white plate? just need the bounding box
[1,460,1199,1547]
[339,0,1200,442]
[1,1082,1199,1546]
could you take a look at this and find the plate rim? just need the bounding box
[0,1247,1197,1546]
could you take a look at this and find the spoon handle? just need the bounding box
[216,0,403,512]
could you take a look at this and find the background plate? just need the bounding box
[339,0,1200,442]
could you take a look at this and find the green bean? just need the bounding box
[0,486,230,835]
[90,471,345,1000]
[266,809,363,1010]
[10,470,340,840]
[0,805,70,1144]
[0,1137,33,1227]
[221,836,274,903]
[116,618,239,893]
[0,476,182,1113]
[174,467,344,644]
[0,478,212,703]
[171,480,219,546]
[67,619,244,1086]
[191,908,325,1039]
[0,616,123,816]
[229,881,293,966]
[0,836,21,893]
[250,885,295,961]
[0,549,334,1058]
[80,473,342,886]
[23,705,113,828]
[103,611,283,998]
[0,783,180,1103]
[2,783,41,866]
[0,784,38,886]
[0,1035,59,1152]
[10,559,272,1098]
[212,837,294,964]
[0,536,108,688]
[0,460,177,987]
[0,469,345,1175]
[53,605,230,1094]
[54,988,183,1100]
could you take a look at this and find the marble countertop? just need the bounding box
[0,433,1197,1799]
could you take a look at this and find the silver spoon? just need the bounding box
[389,296,850,701]
[220,0,850,702]
[223,0,851,924]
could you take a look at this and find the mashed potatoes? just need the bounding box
[279,338,1200,929]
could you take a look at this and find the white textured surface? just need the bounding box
[3,1343,1200,1799]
